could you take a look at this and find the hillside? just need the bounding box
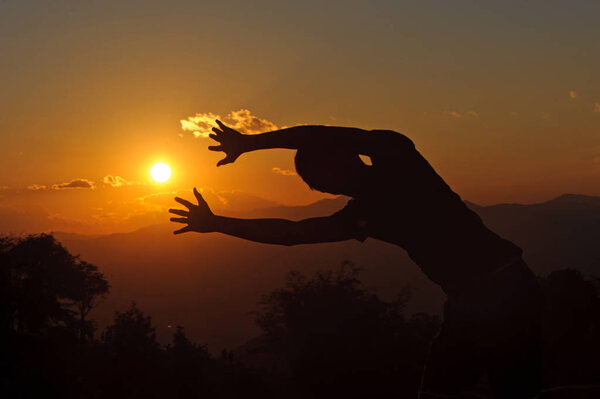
[55,194,600,351]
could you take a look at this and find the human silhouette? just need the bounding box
[170,120,542,398]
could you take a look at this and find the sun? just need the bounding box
[151,162,171,183]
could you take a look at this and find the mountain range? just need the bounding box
[54,194,600,352]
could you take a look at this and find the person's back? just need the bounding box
[318,129,543,398]
[331,133,525,293]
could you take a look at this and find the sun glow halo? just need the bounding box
[151,163,171,183]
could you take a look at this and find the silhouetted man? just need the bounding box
[170,121,542,398]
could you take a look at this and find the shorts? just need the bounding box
[419,259,542,399]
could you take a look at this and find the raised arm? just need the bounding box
[169,188,353,245]
[208,120,413,166]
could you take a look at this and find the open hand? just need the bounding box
[169,188,216,234]
[208,120,247,166]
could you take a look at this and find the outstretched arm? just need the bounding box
[169,188,353,245]
[208,120,412,166]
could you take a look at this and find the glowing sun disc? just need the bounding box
[151,163,171,183]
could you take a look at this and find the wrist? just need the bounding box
[243,133,260,152]
[211,214,225,232]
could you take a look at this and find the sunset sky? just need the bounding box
[1,0,600,234]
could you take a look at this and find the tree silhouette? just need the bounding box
[103,301,159,356]
[0,234,110,398]
[0,234,108,338]
[70,261,110,342]
[254,261,440,398]
[5,231,600,397]
[539,269,600,387]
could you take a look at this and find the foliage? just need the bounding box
[0,233,109,339]
[254,261,440,398]
[539,269,600,386]
[103,301,159,356]
[2,234,600,397]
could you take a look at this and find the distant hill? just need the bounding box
[468,194,600,274]
[55,194,600,352]
[228,197,349,219]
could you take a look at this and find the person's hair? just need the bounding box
[294,147,365,193]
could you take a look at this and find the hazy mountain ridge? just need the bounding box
[52,194,600,351]
[467,193,600,273]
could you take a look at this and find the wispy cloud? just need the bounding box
[227,109,278,134]
[27,184,47,191]
[272,167,297,176]
[180,109,278,138]
[180,112,221,138]
[52,178,95,190]
[103,174,135,187]
[27,179,96,191]
[444,110,479,120]
[569,90,577,99]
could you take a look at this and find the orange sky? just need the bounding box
[1,1,600,234]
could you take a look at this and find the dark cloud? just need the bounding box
[52,178,95,190]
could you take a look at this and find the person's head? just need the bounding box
[294,147,368,196]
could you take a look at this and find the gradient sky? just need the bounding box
[1,0,600,234]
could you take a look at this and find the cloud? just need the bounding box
[569,90,577,99]
[180,112,221,138]
[27,184,48,191]
[103,174,133,187]
[52,178,95,190]
[180,109,278,138]
[227,109,279,134]
[594,103,600,113]
[444,110,479,120]
[272,167,297,176]
[26,179,96,191]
